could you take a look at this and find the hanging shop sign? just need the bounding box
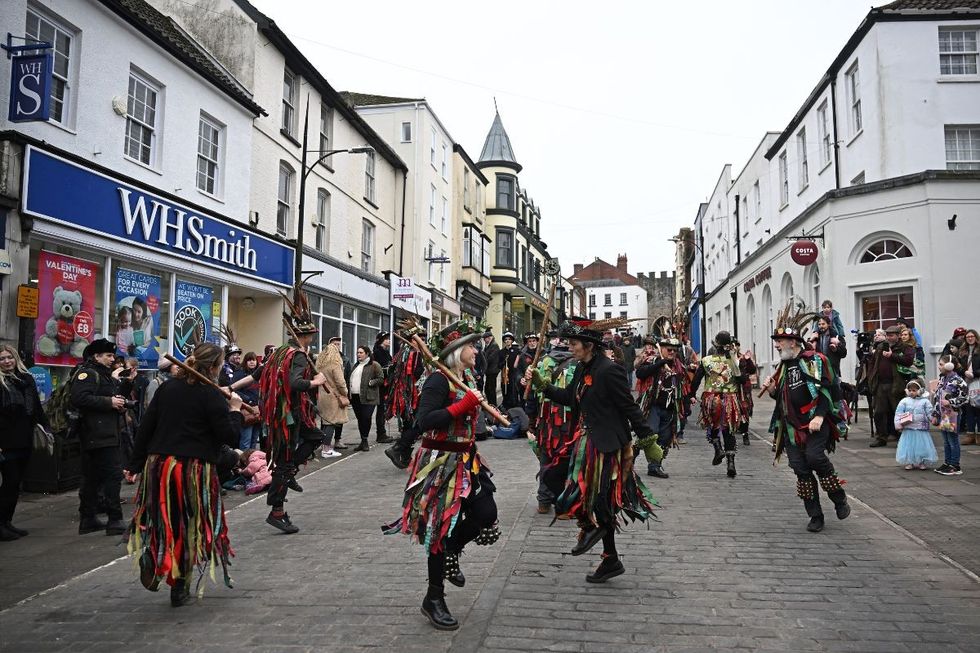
[8,52,52,122]
[790,240,819,266]
[33,250,98,366]
[22,146,294,287]
[172,280,215,362]
[113,268,162,368]
[389,274,432,320]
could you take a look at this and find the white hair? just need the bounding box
[443,347,465,372]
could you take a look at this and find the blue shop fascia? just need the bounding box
[2,138,295,390]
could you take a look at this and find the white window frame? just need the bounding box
[441,142,448,179]
[481,234,490,274]
[401,121,412,143]
[817,101,831,168]
[945,125,980,170]
[588,294,596,307]
[196,113,222,196]
[315,188,330,252]
[439,248,447,288]
[797,127,808,189]
[430,128,437,167]
[282,67,297,137]
[604,293,612,306]
[846,62,862,137]
[361,219,375,273]
[25,7,74,127]
[441,196,448,234]
[619,292,627,306]
[778,151,789,207]
[463,168,471,211]
[939,27,979,76]
[124,70,160,167]
[319,103,333,163]
[276,162,294,238]
[463,227,472,268]
[753,181,761,222]
[426,240,436,283]
[429,184,437,226]
[364,151,376,203]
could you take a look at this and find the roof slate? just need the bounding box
[101,0,264,115]
[479,112,519,166]
[879,0,980,10]
[340,92,425,106]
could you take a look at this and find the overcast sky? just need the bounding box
[252,0,873,277]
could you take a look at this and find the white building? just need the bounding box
[694,0,980,379]
[159,0,410,356]
[0,0,282,373]
[572,256,649,337]
[342,94,461,332]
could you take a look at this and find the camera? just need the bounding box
[124,399,139,411]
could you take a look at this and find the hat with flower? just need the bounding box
[429,319,488,361]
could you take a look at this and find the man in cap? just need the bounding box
[482,330,500,406]
[220,342,243,388]
[373,332,393,444]
[499,331,521,409]
[517,333,541,431]
[70,338,128,536]
[687,331,744,478]
[764,323,850,533]
[635,337,683,478]
[867,324,915,447]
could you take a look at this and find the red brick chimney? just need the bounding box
[617,254,628,274]
[573,263,583,276]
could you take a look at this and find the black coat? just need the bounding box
[543,353,652,453]
[483,341,501,376]
[0,372,47,450]
[69,361,122,451]
[129,377,243,471]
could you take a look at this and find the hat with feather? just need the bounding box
[280,276,318,336]
[771,298,819,343]
[219,324,242,356]
[559,316,642,347]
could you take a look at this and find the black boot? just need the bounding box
[287,477,303,493]
[647,463,669,479]
[266,509,299,534]
[170,578,191,607]
[78,515,107,535]
[571,525,607,556]
[105,519,127,536]
[444,551,465,588]
[585,554,625,583]
[711,439,724,465]
[804,498,825,532]
[5,522,28,537]
[828,490,851,520]
[385,444,411,469]
[0,523,21,541]
[139,550,160,592]
[743,432,751,446]
[355,439,370,452]
[421,584,459,630]
[726,453,736,478]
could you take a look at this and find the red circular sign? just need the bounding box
[73,311,94,339]
[790,240,818,266]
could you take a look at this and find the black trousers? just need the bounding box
[0,448,31,523]
[268,424,323,509]
[785,421,836,479]
[427,486,498,588]
[79,446,123,520]
[395,423,421,450]
[872,381,900,439]
[484,372,498,406]
[350,395,374,442]
[375,402,388,437]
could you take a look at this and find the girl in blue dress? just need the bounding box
[894,380,938,470]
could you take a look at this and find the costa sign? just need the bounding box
[790,240,818,266]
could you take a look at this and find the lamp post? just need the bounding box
[294,96,374,286]
[669,234,707,356]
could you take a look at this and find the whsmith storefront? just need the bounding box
[3,144,294,489]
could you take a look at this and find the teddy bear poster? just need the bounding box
[34,250,98,366]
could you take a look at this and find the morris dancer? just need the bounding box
[530,332,578,514]
[733,339,757,446]
[384,321,500,631]
[635,337,682,479]
[687,331,744,478]
[527,318,658,584]
[384,327,427,469]
[764,303,850,533]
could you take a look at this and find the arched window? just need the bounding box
[780,272,794,305]
[805,264,820,310]
[860,239,912,263]
[762,284,773,368]
[746,294,757,359]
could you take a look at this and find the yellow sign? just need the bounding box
[16,285,39,319]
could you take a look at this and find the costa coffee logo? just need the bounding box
[791,240,819,266]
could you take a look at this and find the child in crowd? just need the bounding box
[241,448,272,495]
[933,355,969,476]
[894,380,937,470]
[820,300,846,341]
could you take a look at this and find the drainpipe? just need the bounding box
[830,77,842,190]
[730,287,738,341]
[733,193,742,266]
[398,169,407,275]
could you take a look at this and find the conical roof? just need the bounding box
[478,111,521,171]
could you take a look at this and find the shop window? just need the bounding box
[110,264,171,369]
[861,290,914,333]
[860,239,912,263]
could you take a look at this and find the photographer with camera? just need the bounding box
[70,338,129,536]
[867,325,915,447]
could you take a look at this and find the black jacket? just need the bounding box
[129,377,243,471]
[483,341,500,376]
[69,361,122,451]
[543,353,652,453]
[372,343,393,369]
[0,372,47,450]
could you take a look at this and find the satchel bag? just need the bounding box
[33,424,55,455]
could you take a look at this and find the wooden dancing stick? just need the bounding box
[281,319,338,396]
[523,279,558,400]
[395,332,511,427]
[164,354,260,416]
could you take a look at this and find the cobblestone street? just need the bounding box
[2,407,979,652]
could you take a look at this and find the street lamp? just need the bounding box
[294,95,374,285]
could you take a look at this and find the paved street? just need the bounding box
[1,409,979,652]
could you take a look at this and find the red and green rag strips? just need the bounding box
[697,391,745,433]
[127,454,233,593]
[554,428,658,530]
[386,348,424,423]
[259,345,317,466]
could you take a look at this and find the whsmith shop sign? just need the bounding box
[22,147,294,287]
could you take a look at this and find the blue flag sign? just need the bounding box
[8,53,52,123]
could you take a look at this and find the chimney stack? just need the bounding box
[573,263,583,276]
[617,254,628,274]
